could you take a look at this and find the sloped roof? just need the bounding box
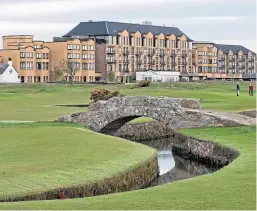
[63,21,193,41]
[215,44,255,55]
[0,64,8,74]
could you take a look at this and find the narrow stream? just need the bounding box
[141,138,219,188]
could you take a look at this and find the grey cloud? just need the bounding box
[0,0,69,4]
[0,0,255,24]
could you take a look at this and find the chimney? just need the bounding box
[8,57,12,67]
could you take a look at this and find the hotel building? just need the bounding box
[0,21,255,83]
[0,35,98,83]
[192,42,256,80]
[63,21,194,82]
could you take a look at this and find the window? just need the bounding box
[21,62,33,70]
[27,62,33,70]
[82,63,88,70]
[20,62,26,70]
[68,45,73,50]
[36,62,42,70]
[68,62,80,70]
[26,52,33,58]
[42,62,49,70]
[82,54,88,59]
[82,45,88,51]
[43,53,49,59]
[20,52,26,58]
[36,53,42,59]
[69,53,80,59]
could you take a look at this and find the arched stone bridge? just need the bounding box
[57,96,251,134]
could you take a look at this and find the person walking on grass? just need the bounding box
[249,83,254,96]
[236,82,240,96]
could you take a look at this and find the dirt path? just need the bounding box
[187,109,256,126]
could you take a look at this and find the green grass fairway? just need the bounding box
[0,126,255,210]
[0,122,156,200]
[0,82,255,121]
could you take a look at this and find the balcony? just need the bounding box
[124,60,129,64]
[238,58,245,62]
[148,51,154,56]
[107,60,116,64]
[135,51,142,56]
[248,58,255,62]
[182,54,187,58]
[107,51,115,55]
[123,51,130,55]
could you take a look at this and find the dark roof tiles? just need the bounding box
[0,64,9,74]
[215,44,255,55]
[63,21,193,41]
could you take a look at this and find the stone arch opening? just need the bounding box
[100,116,144,135]
[95,107,179,135]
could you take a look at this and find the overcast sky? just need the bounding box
[0,0,256,51]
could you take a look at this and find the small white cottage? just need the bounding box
[0,58,20,83]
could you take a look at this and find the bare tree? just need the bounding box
[53,59,80,85]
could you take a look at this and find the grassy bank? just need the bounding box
[0,122,156,201]
[0,125,255,210]
[0,82,255,121]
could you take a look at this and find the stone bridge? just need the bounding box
[57,96,247,134]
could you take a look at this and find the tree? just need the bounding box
[53,60,80,85]
[108,71,116,82]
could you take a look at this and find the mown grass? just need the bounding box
[0,82,255,121]
[0,126,255,210]
[0,83,255,209]
[0,122,156,200]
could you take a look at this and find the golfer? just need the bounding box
[236,83,240,96]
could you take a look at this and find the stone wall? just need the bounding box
[238,110,256,118]
[114,123,239,168]
[171,133,239,168]
[114,121,174,141]
[112,120,237,142]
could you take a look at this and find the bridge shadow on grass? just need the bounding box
[55,104,90,108]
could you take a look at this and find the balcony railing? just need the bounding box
[148,51,154,56]
[107,51,115,55]
[123,51,130,55]
[135,51,142,55]
[238,58,245,62]
[107,60,116,64]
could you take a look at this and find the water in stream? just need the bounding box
[142,138,218,188]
